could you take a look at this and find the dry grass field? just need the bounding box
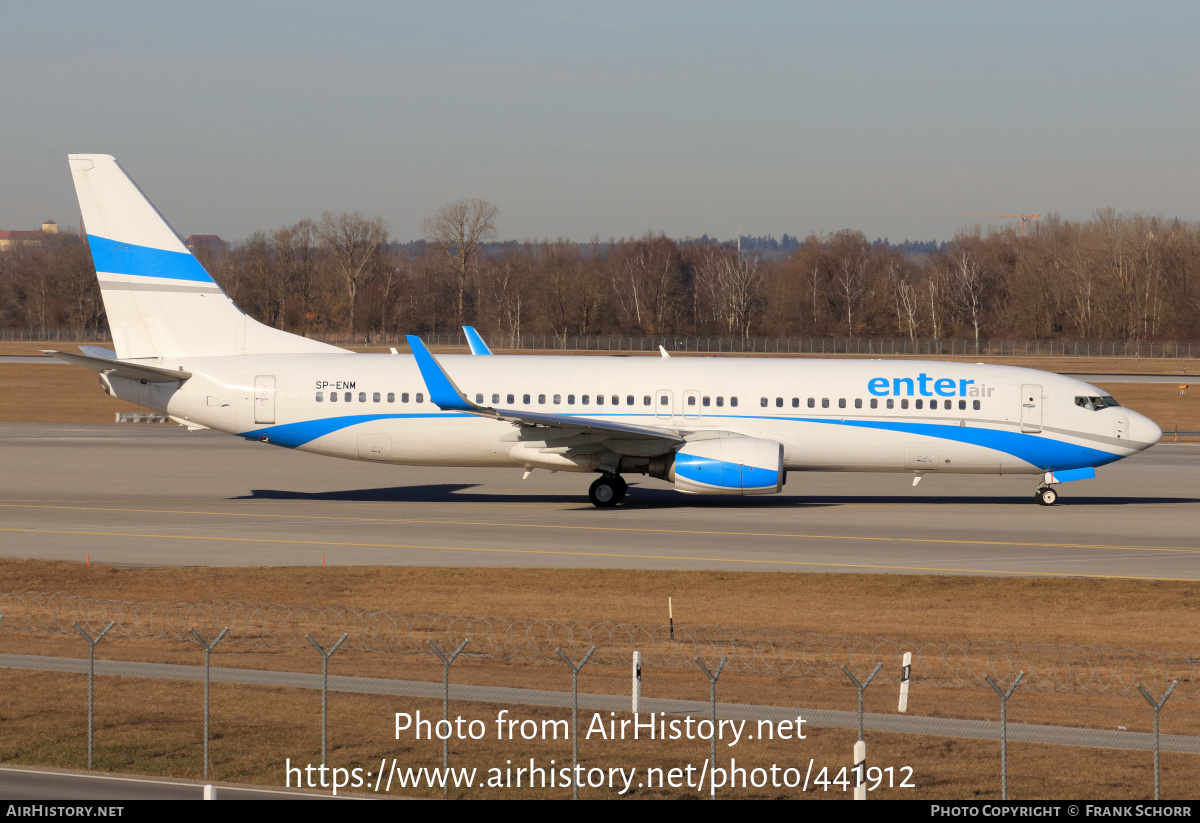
[3,562,1200,799]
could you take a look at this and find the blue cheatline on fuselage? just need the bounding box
[240,413,459,449]
[87,235,214,283]
[239,411,1120,471]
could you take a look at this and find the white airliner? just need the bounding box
[53,154,1166,507]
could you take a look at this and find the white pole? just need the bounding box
[853,740,866,800]
[632,651,642,713]
[898,652,912,712]
[203,784,217,800]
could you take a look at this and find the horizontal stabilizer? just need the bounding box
[43,350,191,383]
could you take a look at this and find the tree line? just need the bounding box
[1,207,1197,344]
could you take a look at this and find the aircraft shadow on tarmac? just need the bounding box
[236,484,1199,508]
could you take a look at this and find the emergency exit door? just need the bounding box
[1020,384,1042,433]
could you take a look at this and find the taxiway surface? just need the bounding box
[0,423,1196,578]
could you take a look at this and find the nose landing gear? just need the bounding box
[589,474,628,507]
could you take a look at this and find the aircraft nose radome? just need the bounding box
[1131,412,1162,447]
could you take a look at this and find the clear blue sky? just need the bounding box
[3,1,1198,243]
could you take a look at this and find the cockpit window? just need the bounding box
[1075,395,1121,411]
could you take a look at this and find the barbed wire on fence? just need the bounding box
[2,592,1196,699]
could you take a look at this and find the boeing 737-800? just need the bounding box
[51,155,1165,507]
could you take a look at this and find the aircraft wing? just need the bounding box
[1061,373,1193,385]
[406,335,684,442]
[43,350,192,383]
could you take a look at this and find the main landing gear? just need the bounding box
[1035,486,1058,506]
[589,474,628,508]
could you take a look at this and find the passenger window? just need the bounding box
[776,397,783,408]
[568,394,576,405]
[838,398,846,409]
[612,395,619,405]
[626,396,634,405]
[760,397,768,408]
[475,393,483,404]
[973,400,981,410]
[538,394,546,404]
[345,392,352,402]
[553,394,561,404]
[643,396,651,406]
[523,394,531,404]
[401,392,410,403]
[731,397,738,407]
[887,399,894,409]
[582,395,590,405]
[807,398,815,408]
[596,395,604,405]
[792,398,799,408]
[416,392,424,403]
[687,395,696,406]
[901,399,909,409]
[854,398,862,409]
[374,392,381,403]
[330,392,338,402]
[915,399,922,410]
[660,396,668,405]
[387,392,395,403]
[507,394,515,404]
[716,397,724,407]
[821,398,829,409]
[870,398,877,409]
[703,396,710,407]
[492,393,500,404]
[959,399,966,410]
[316,391,324,402]
[358,392,366,402]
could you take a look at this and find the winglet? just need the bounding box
[463,326,493,355]
[406,335,478,412]
[659,346,671,358]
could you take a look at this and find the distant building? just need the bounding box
[0,220,58,249]
[184,234,230,255]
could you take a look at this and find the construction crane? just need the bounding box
[959,213,1041,237]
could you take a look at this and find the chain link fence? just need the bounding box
[4,327,1197,358]
[1,592,1197,700]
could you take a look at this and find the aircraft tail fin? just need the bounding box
[68,154,345,359]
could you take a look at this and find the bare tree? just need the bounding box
[317,212,389,336]
[695,246,762,339]
[951,249,989,351]
[421,199,499,327]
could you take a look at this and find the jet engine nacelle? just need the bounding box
[653,437,784,495]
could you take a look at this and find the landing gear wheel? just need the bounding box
[611,476,628,505]
[1036,487,1058,506]
[589,475,625,508]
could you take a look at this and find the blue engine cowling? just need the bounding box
[664,437,784,495]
